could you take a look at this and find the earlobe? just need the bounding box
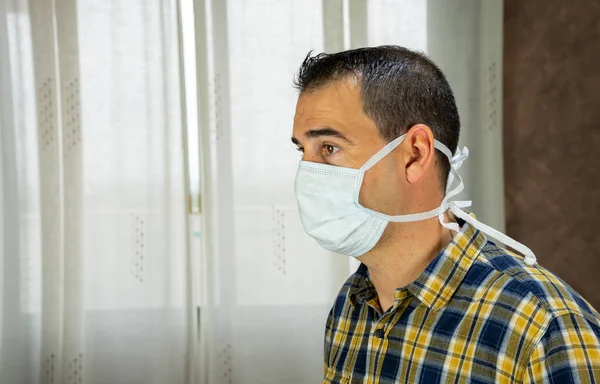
[404,125,435,184]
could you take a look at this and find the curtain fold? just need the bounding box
[194,1,506,383]
[1,0,196,383]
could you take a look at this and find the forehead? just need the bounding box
[292,78,374,138]
[296,78,361,115]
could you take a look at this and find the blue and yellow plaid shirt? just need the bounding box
[324,220,600,383]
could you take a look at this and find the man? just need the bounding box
[291,46,600,383]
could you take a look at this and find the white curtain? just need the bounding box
[1,0,505,383]
[0,0,197,383]
[194,1,343,383]
[196,0,505,383]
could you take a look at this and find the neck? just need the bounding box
[358,215,454,312]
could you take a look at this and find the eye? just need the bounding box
[323,144,340,155]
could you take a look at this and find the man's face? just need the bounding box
[291,78,408,215]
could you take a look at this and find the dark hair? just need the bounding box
[293,46,460,186]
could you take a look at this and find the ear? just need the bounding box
[403,124,436,184]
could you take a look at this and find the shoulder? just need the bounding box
[471,241,600,327]
[525,303,600,382]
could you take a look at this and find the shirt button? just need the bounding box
[374,328,385,339]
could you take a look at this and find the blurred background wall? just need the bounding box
[504,0,600,309]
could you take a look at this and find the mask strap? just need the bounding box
[362,138,472,223]
[368,162,472,223]
[434,140,453,159]
[435,141,470,190]
[449,205,537,266]
[437,164,467,232]
[357,135,537,266]
[368,200,471,223]
[361,134,459,172]
[436,149,537,266]
[360,134,406,171]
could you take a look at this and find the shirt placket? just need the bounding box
[364,288,411,382]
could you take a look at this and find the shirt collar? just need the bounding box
[348,217,488,311]
[348,263,375,307]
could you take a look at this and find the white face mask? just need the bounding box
[294,134,537,265]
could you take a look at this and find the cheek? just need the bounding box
[358,164,404,212]
[358,169,385,209]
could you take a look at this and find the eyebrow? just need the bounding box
[291,127,352,146]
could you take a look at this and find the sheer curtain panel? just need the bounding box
[0,0,197,383]
[194,0,505,383]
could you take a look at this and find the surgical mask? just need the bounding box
[294,134,537,265]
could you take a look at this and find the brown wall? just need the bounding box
[504,0,600,309]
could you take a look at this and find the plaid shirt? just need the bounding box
[324,220,600,383]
